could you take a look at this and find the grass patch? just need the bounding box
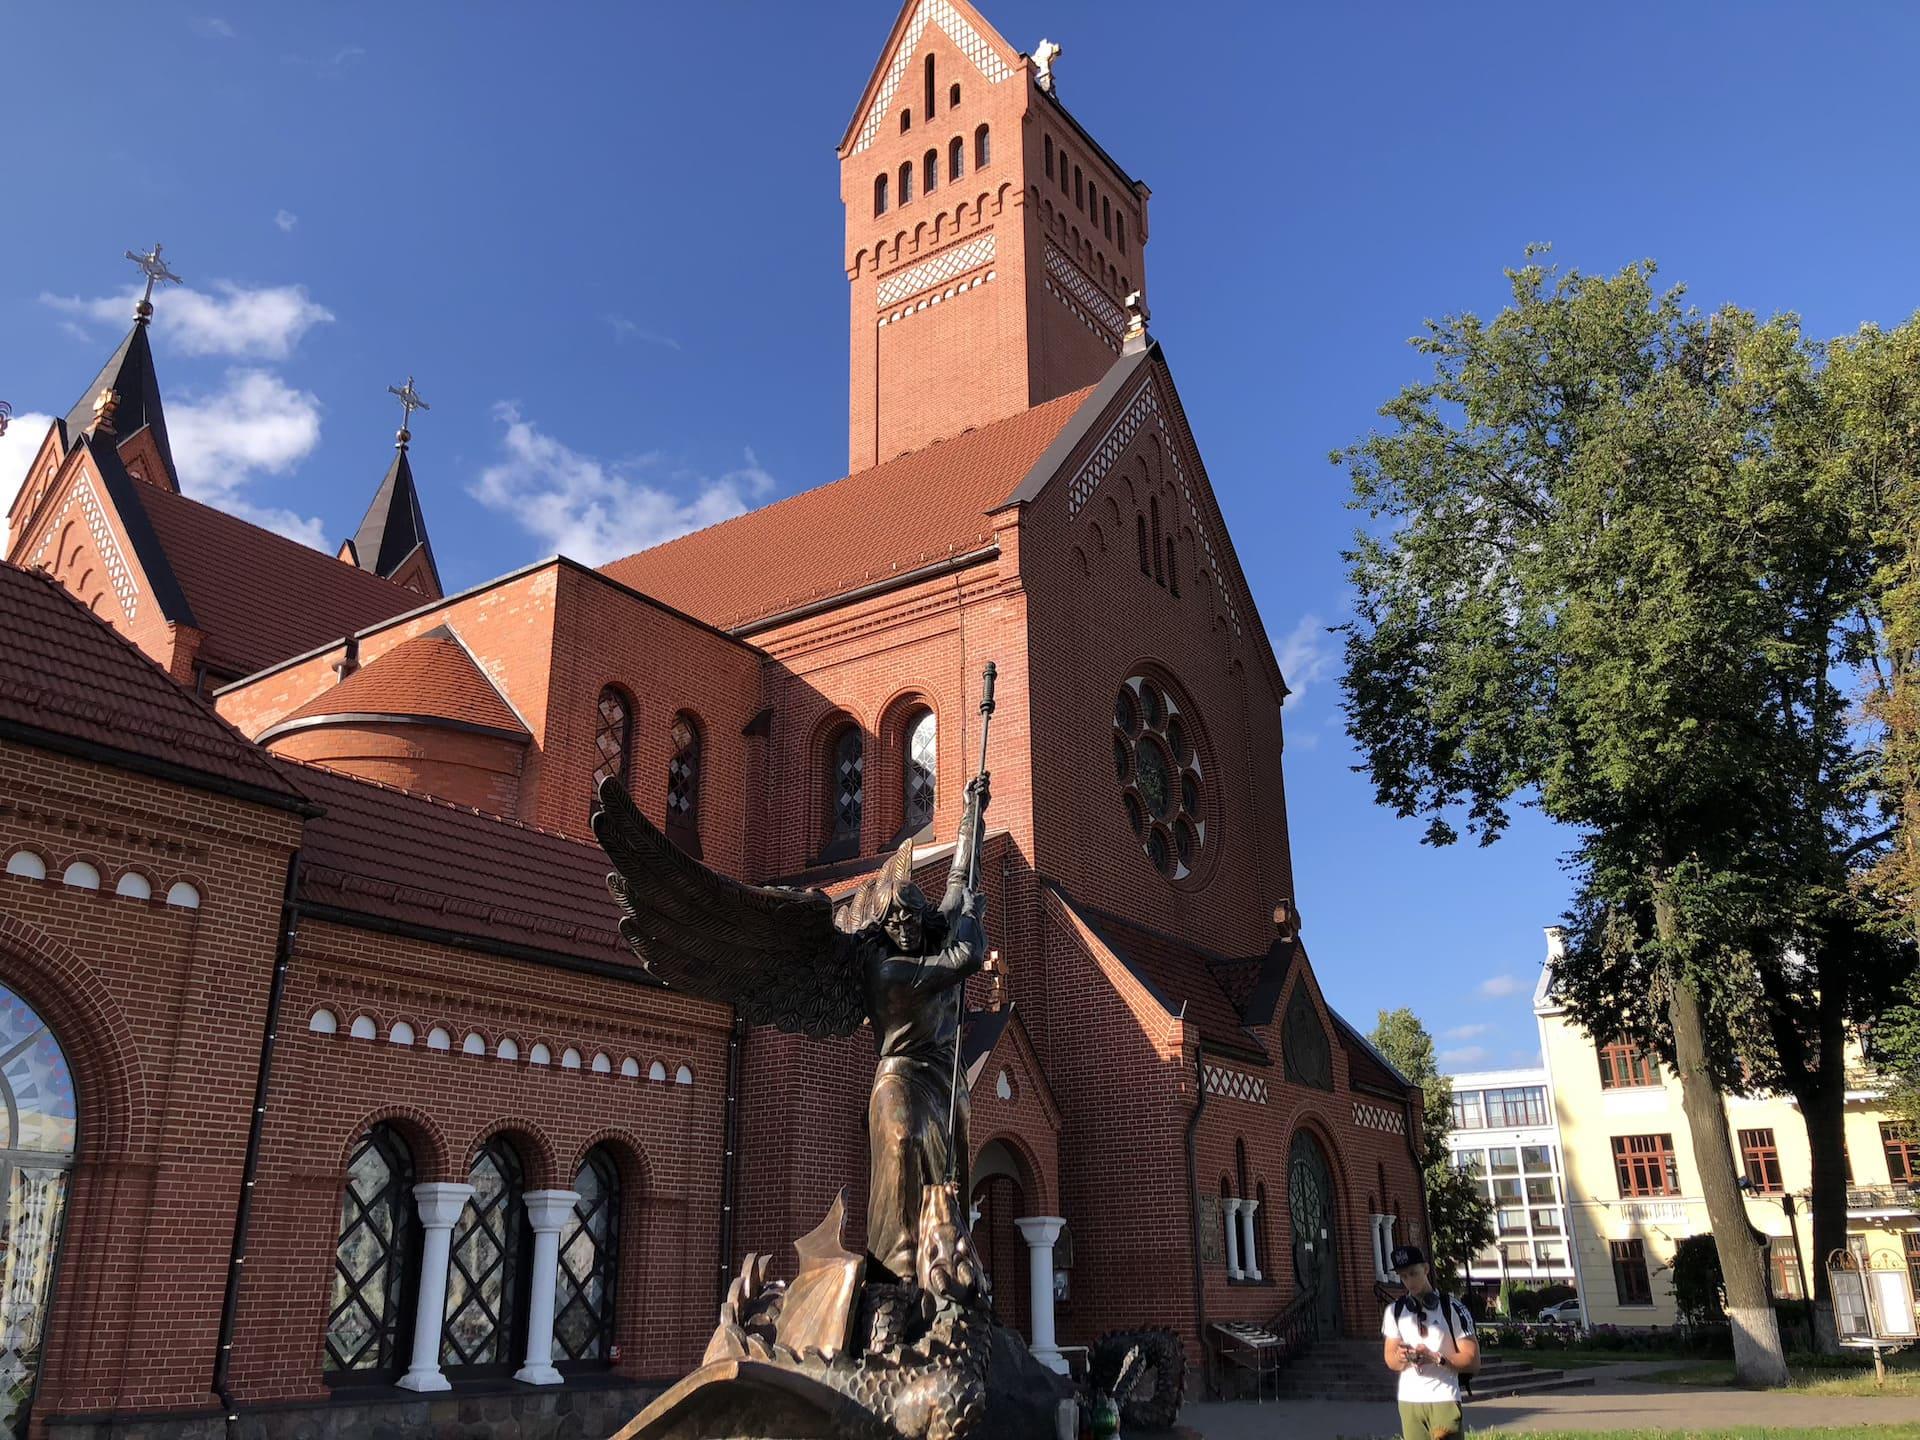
[1497,1349,1671,1369]
[1647,1352,1920,1397]
[1485,1430,1920,1440]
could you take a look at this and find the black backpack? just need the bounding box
[1393,1291,1476,1399]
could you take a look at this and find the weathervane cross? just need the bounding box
[387,376,429,447]
[123,243,182,320]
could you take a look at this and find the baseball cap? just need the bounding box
[1390,1244,1427,1271]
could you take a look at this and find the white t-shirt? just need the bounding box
[1381,1292,1474,1403]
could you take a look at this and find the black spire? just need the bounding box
[61,322,178,489]
[347,442,441,594]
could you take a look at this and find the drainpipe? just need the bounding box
[1183,1043,1213,1398]
[213,851,301,1437]
[717,1016,747,1309]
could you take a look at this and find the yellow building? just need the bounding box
[1535,929,1920,1328]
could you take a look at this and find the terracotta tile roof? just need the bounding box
[0,561,306,807]
[1070,900,1267,1059]
[287,761,633,969]
[600,389,1094,630]
[272,629,526,737]
[125,484,421,679]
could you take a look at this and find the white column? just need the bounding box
[1016,1216,1068,1375]
[516,1189,582,1385]
[1242,1198,1263,1282]
[1223,1197,1244,1280]
[398,1181,474,1393]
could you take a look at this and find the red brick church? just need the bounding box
[0,2,1426,1435]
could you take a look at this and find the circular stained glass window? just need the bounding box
[1112,677,1208,882]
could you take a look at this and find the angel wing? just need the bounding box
[591,776,868,1038]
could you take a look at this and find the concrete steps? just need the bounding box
[1240,1339,1595,1403]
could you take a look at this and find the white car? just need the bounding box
[1538,1300,1583,1324]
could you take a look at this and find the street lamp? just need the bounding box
[1738,1175,1810,1303]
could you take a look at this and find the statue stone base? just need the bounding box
[612,1192,1071,1440]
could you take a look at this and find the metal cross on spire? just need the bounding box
[123,243,183,323]
[386,376,429,449]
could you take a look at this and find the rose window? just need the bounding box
[1113,677,1206,880]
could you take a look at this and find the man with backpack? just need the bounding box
[1381,1244,1480,1440]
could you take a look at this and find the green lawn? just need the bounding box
[1648,1359,1920,1397]
[1495,1348,1680,1369]
[1485,1431,1920,1440]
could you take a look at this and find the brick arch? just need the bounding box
[810,707,869,855]
[0,914,150,1163]
[1282,1107,1367,1306]
[567,1125,654,1197]
[971,1128,1048,1215]
[467,1117,560,1190]
[336,1103,454,1184]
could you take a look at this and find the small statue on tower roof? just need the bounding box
[1032,38,1062,94]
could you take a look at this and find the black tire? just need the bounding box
[1091,1326,1185,1431]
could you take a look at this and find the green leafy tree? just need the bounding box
[1337,253,1808,1383]
[1368,1007,1492,1289]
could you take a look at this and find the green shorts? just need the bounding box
[1399,1399,1465,1440]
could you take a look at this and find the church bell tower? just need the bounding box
[839,0,1150,472]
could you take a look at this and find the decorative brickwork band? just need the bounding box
[1351,1100,1406,1135]
[1203,1064,1268,1106]
[1065,379,1243,636]
[853,0,1014,155]
[877,236,997,309]
[1043,239,1126,340]
[30,476,140,621]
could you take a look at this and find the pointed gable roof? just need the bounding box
[61,322,177,490]
[839,0,1021,157]
[264,627,527,741]
[348,447,440,593]
[601,386,1094,631]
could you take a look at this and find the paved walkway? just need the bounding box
[1182,1364,1920,1438]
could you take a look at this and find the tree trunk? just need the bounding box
[1660,893,1789,1385]
[1801,1067,1847,1354]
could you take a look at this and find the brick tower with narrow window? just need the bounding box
[841,0,1150,471]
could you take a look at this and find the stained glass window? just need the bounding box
[667,713,702,853]
[0,987,74,1435]
[552,1149,619,1365]
[904,711,936,834]
[824,725,864,857]
[325,1125,416,1377]
[1113,678,1207,881]
[442,1140,525,1371]
[1282,982,1333,1091]
[593,687,632,797]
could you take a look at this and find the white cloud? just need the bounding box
[42,281,333,360]
[0,412,56,500]
[1279,613,1336,709]
[274,209,298,233]
[191,15,235,38]
[168,370,327,546]
[1444,1023,1492,1042]
[603,313,681,350]
[1440,1046,1490,1068]
[472,405,769,566]
[1478,974,1525,999]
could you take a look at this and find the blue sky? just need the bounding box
[4,2,1918,1074]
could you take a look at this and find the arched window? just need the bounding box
[874,172,889,216]
[1044,134,1054,178]
[924,147,938,193]
[1167,537,1180,597]
[1074,165,1083,210]
[1118,213,1127,255]
[974,123,991,169]
[4,851,45,880]
[115,870,151,899]
[667,713,703,855]
[1088,181,1098,226]
[924,54,936,118]
[1059,154,1070,196]
[0,985,75,1420]
[1150,498,1165,585]
[593,686,632,797]
[1103,195,1112,240]
[949,136,965,182]
[1136,514,1150,575]
[899,161,914,205]
[949,82,961,107]
[900,108,911,133]
[325,1124,418,1378]
[61,861,99,891]
[553,1148,620,1367]
[824,724,865,859]
[443,1139,527,1372]
[903,709,936,835]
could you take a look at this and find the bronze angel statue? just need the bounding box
[592,756,992,1287]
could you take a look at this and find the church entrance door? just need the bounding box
[1289,1130,1340,1338]
[971,1172,1030,1339]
